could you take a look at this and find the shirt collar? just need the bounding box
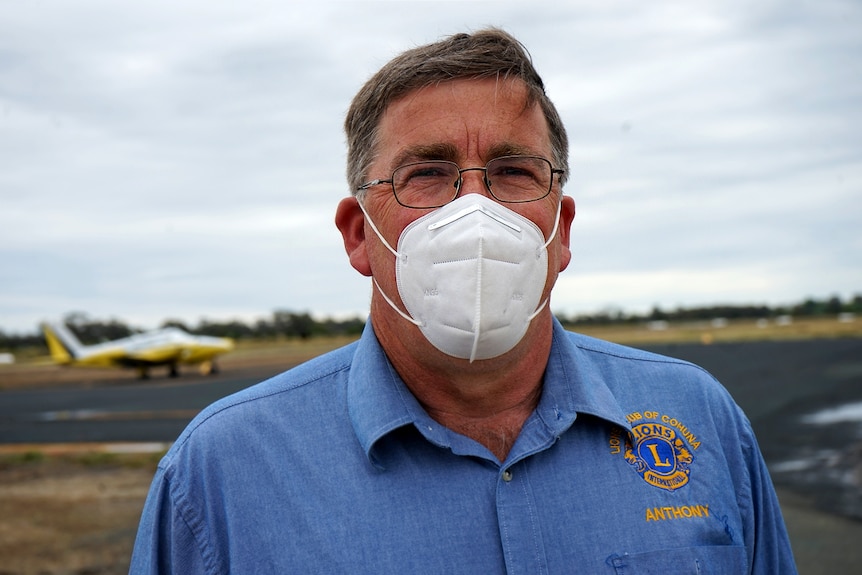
[347,319,631,467]
[538,319,632,433]
[347,323,426,467]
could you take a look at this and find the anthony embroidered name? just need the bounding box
[646,504,709,522]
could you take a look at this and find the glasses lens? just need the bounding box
[392,162,460,208]
[486,156,552,203]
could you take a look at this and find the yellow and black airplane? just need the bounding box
[41,321,234,378]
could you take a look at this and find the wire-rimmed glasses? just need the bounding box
[357,155,564,209]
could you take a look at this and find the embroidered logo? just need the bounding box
[613,411,698,492]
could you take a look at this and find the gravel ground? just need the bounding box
[0,455,155,575]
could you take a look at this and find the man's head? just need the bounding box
[344,28,569,196]
[336,28,576,369]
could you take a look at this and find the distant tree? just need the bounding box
[793,298,821,317]
[271,310,294,337]
[63,313,134,344]
[825,295,843,314]
[271,310,318,339]
[161,319,192,332]
[649,306,668,321]
[196,319,254,340]
[254,318,277,339]
[321,316,366,336]
[291,312,316,340]
[0,329,46,352]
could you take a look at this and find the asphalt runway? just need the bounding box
[2,338,861,573]
[0,364,285,444]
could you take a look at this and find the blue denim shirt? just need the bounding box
[130,320,796,573]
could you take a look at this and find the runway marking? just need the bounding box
[0,442,172,455]
[802,401,862,424]
[34,409,200,422]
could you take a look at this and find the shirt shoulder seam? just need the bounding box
[162,465,219,573]
[574,339,714,376]
[164,360,352,459]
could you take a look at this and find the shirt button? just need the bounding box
[502,470,513,482]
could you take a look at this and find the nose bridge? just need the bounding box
[457,166,491,197]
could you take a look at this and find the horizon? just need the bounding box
[3,291,858,337]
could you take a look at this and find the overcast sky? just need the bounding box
[1,0,860,334]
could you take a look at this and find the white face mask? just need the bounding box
[360,194,561,363]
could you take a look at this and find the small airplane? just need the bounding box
[41,321,235,379]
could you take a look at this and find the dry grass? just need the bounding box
[570,315,862,346]
[0,453,161,575]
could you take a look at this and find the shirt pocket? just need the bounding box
[607,545,747,574]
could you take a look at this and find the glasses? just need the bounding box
[357,155,564,209]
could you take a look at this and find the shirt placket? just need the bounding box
[495,460,550,575]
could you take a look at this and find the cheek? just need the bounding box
[508,192,562,237]
[375,205,436,250]
[363,204,418,278]
[366,223,397,277]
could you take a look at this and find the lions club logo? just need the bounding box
[616,413,697,492]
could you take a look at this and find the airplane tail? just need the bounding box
[41,322,85,364]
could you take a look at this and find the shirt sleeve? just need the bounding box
[129,466,210,574]
[741,420,798,574]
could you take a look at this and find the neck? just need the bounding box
[373,304,554,461]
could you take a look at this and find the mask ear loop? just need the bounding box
[358,201,399,257]
[526,198,564,323]
[541,197,563,252]
[372,277,423,327]
[358,201,424,328]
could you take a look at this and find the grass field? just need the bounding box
[223,314,862,352]
[565,314,862,346]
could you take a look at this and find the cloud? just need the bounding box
[1,1,860,333]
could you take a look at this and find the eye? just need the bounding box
[394,162,456,187]
[488,158,543,183]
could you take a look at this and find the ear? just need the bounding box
[335,197,372,277]
[556,195,576,272]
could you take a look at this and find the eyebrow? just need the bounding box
[391,143,460,169]
[486,142,539,159]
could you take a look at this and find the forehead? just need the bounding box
[375,77,551,167]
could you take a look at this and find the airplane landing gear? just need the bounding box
[199,360,219,375]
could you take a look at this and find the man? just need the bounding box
[130,29,797,573]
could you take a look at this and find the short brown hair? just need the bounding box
[344,28,569,196]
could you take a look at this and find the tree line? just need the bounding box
[1,294,859,352]
[557,294,862,326]
[1,310,366,350]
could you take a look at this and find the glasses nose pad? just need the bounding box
[456,168,492,198]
